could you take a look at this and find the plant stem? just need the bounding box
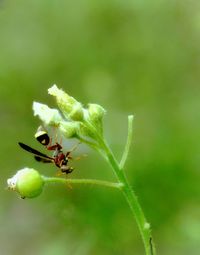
[86,114,155,255]
[120,115,134,169]
[84,115,155,254]
[101,139,156,255]
[43,176,124,189]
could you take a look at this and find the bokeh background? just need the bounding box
[1,0,200,254]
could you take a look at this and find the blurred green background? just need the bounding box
[1,0,200,254]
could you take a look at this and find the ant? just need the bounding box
[19,126,76,174]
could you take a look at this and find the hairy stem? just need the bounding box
[83,114,156,254]
[94,115,156,255]
[43,176,124,189]
[101,139,155,255]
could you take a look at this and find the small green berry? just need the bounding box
[7,168,44,199]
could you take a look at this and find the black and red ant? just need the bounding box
[19,126,76,174]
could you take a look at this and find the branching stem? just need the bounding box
[120,115,134,169]
[90,115,156,255]
[33,86,157,255]
[100,138,156,255]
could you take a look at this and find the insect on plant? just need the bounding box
[7,86,157,255]
[18,126,76,174]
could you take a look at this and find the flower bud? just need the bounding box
[48,85,84,121]
[7,168,44,199]
[33,102,63,126]
[78,122,96,139]
[88,103,106,120]
[87,103,106,132]
[59,121,80,138]
[68,102,84,121]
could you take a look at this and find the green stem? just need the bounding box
[101,139,156,255]
[88,115,156,255]
[78,136,99,151]
[120,115,134,169]
[84,115,156,254]
[43,176,124,189]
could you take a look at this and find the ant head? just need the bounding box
[61,157,69,166]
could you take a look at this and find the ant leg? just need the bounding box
[48,126,59,148]
[49,126,57,147]
[67,167,74,174]
[61,166,74,174]
[66,142,81,157]
[59,136,63,146]
[54,127,63,148]
[55,170,62,176]
[46,128,63,151]
[73,154,87,161]
[54,126,58,144]
[71,142,81,153]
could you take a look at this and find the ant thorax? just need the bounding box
[19,126,76,174]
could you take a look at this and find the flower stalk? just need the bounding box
[99,137,156,255]
[82,114,156,255]
[43,176,124,189]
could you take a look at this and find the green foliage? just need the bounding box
[1,0,200,254]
